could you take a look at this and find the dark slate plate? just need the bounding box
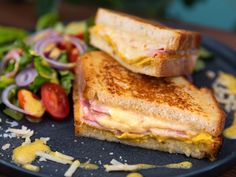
[1,35,236,177]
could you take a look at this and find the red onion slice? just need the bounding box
[27,29,59,45]
[15,68,38,87]
[1,84,28,115]
[1,48,21,78]
[34,36,87,70]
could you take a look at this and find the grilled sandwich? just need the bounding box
[73,51,225,160]
[90,8,201,77]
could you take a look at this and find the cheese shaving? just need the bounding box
[22,164,40,172]
[6,126,34,138]
[104,164,155,172]
[53,151,74,161]
[64,160,80,177]
[36,151,72,164]
[110,159,123,165]
[1,143,10,150]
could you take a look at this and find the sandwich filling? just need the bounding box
[79,97,215,145]
[90,24,198,66]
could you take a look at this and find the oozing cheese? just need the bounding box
[88,105,214,143]
[91,24,196,66]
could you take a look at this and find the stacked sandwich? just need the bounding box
[73,8,225,160]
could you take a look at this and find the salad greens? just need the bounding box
[36,12,59,31]
[59,71,74,95]
[0,76,14,90]
[194,47,214,72]
[0,26,28,45]
[0,12,94,121]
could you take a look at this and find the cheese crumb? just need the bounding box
[2,143,10,150]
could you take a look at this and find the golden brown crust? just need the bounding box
[96,8,201,50]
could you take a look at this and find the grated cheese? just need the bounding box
[212,71,236,112]
[64,160,80,177]
[53,151,74,161]
[22,164,40,172]
[6,126,34,138]
[110,159,123,165]
[1,143,10,150]
[104,163,155,172]
[36,151,72,164]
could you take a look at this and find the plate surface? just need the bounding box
[1,35,236,177]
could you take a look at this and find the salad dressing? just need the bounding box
[163,161,192,169]
[80,162,99,170]
[12,139,50,165]
[224,113,236,139]
[127,172,143,177]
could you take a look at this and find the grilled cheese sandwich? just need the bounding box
[73,51,225,160]
[90,8,201,77]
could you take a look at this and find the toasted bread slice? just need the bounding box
[73,51,225,159]
[90,8,201,77]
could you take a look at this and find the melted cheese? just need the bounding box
[91,24,195,66]
[223,112,236,139]
[219,72,236,94]
[127,173,143,177]
[91,24,153,63]
[94,106,214,144]
[12,140,50,165]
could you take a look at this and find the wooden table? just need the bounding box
[0,1,235,177]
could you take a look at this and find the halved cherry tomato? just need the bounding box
[69,48,80,63]
[74,32,84,40]
[18,89,45,119]
[40,83,70,120]
[57,41,74,51]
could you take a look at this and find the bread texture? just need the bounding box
[90,33,197,77]
[73,51,225,159]
[95,8,201,51]
[90,8,201,77]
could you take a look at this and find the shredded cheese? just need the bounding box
[1,143,10,150]
[36,151,72,164]
[104,164,155,172]
[53,151,74,161]
[110,159,123,165]
[6,126,34,138]
[22,164,40,172]
[64,160,80,177]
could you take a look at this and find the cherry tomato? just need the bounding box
[74,32,84,40]
[40,83,70,119]
[69,48,80,63]
[18,89,45,118]
[57,41,74,51]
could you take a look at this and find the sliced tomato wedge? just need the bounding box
[40,83,70,120]
[18,89,45,119]
[74,32,84,40]
[69,48,80,63]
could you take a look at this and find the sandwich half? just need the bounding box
[73,51,225,160]
[90,8,201,77]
